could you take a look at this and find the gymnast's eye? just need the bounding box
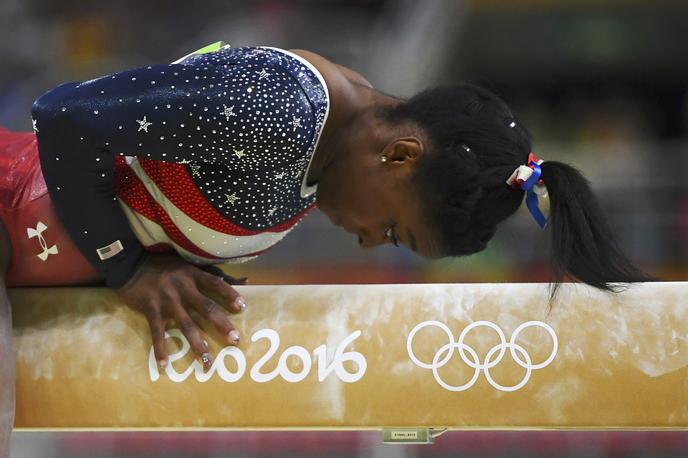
[384,224,399,247]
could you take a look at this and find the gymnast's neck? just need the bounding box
[306,81,401,187]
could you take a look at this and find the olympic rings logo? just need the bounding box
[407,320,557,392]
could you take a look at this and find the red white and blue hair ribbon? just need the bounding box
[506,152,548,229]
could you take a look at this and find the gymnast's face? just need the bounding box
[315,136,442,258]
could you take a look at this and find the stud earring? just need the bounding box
[380,155,388,163]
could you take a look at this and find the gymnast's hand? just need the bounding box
[115,252,248,368]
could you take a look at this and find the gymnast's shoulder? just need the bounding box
[287,49,374,90]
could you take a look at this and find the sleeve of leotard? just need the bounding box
[31,62,244,288]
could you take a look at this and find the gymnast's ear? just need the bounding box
[381,137,424,164]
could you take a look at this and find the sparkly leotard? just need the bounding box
[31,45,329,288]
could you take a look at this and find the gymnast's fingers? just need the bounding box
[184,289,240,346]
[195,269,246,313]
[168,302,212,367]
[216,273,249,285]
[197,264,248,284]
[198,264,227,279]
[143,305,168,366]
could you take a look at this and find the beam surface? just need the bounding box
[9,282,688,430]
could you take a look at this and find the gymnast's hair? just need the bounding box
[382,83,652,295]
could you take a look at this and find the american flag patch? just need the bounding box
[97,240,124,260]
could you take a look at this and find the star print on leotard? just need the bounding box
[137,116,152,132]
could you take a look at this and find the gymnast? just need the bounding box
[0,43,650,455]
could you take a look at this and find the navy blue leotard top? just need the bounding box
[31,44,330,288]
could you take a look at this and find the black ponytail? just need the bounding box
[540,160,653,295]
[381,82,653,294]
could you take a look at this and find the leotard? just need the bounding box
[31,45,329,288]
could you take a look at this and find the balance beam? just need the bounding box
[9,282,688,430]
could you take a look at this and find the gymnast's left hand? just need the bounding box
[115,253,247,368]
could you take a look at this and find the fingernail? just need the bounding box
[201,352,211,366]
[228,329,240,344]
[158,359,168,368]
[235,297,247,312]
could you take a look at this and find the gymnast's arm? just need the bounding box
[31,63,245,365]
[31,63,231,288]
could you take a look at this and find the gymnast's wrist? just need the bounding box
[107,250,151,291]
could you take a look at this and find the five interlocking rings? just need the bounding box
[407,320,558,392]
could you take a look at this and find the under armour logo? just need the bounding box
[27,221,59,261]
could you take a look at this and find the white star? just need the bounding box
[224,192,239,206]
[180,160,201,178]
[258,69,270,80]
[275,172,285,179]
[267,206,278,216]
[233,148,246,159]
[222,105,236,120]
[290,115,302,131]
[32,118,38,133]
[137,116,152,132]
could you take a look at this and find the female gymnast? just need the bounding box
[0,43,650,455]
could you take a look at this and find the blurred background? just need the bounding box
[2,0,687,456]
